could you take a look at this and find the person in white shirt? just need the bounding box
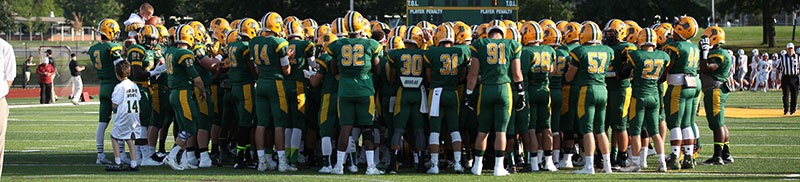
[0,37,17,178]
[772,52,784,90]
[754,53,772,92]
[122,3,154,48]
[736,49,749,90]
[106,61,141,171]
[750,49,761,89]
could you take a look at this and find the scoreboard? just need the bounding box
[406,0,518,26]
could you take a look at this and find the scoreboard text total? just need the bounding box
[406,0,519,25]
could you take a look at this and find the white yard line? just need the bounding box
[9,102,99,108]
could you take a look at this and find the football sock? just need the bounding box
[584,155,594,169]
[722,142,730,155]
[537,150,544,163]
[115,157,121,165]
[453,151,462,164]
[336,150,346,168]
[713,142,724,157]
[130,159,138,168]
[277,150,286,161]
[257,150,265,159]
[631,155,640,166]
[290,128,302,163]
[495,156,504,169]
[553,150,560,163]
[168,146,181,159]
[671,146,681,156]
[96,122,108,154]
[430,153,439,167]
[366,150,376,168]
[658,154,666,164]
[602,154,611,169]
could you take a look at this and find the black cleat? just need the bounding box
[701,156,724,165]
[104,164,125,171]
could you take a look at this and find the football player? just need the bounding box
[556,22,581,169]
[502,27,526,173]
[283,20,316,168]
[464,20,524,176]
[521,22,558,172]
[698,27,733,165]
[451,22,476,168]
[376,36,404,171]
[309,33,339,173]
[423,25,469,174]
[386,25,428,174]
[543,25,567,169]
[564,21,614,174]
[90,18,124,165]
[618,28,669,172]
[326,11,383,175]
[602,19,635,169]
[126,25,168,166]
[660,16,700,170]
[163,25,207,170]
[227,18,259,170]
[187,21,215,168]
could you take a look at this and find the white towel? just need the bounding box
[420,85,429,114]
[389,96,396,113]
[429,88,443,117]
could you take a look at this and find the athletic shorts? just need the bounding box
[255,79,290,128]
[529,85,551,132]
[233,83,257,127]
[169,89,199,135]
[605,86,632,133]
[663,85,698,129]
[194,86,214,131]
[339,95,375,126]
[628,95,660,137]
[476,83,512,133]
[574,85,608,135]
[393,88,423,129]
[703,87,728,130]
[319,92,339,137]
[429,89,460,133]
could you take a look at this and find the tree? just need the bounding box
[0,0,17,33]
[574,0,709,28]
[717,0,800,47]
[60,0,122,34]
[518,0,575,22]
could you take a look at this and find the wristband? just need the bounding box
[280,56,290,66]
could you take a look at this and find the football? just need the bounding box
[146,16,160,25]
[198,56,221,70]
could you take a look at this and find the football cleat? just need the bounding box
[722,154,734,164]
[543,156,558,172]
[656,161,668,172]
[574,166,595,174]
[493,166,510,176]
[104,164,125,172]
[140,158,162,166]
[199,153,212,168]
[702,156,724,165]
[453,162,465,173]
[471,160,483,175]
[331,165,345,175]
[163,157,184,170]
[366,167,384,175]
[427,165,439,174]
[96,155,113,165]
[349,164,359,173]
[681,154,695,169]
[619,164,641,172]
[667,153,681,170]
[278,157,298,172]
[120,154,131,165]
[559,157,573,168]
[125,166,139,171]
[318,166,332,173]
[257,156,268,171]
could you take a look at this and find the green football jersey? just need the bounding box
[151,45,168,85]
[388,48,425,87]
[126,44,154,83]
[550,46,568,88]
[662,40,700,75]
[193,43,213,86]
[89,42,124,84]
[287,39,315,81]
[250,36,289,80]
[227,41,254,84]
[569,44,615,86]
[706,49,732,82]
[558,43,580,85]
[609,42,637,87]
[378,52,398,96]
[629,50,671,97]
[469,38,522,84]
[326,38,383,97]
[424,46,469,90]
[316,54,338,93]
[523,45,556,86]
[165,47,200,89]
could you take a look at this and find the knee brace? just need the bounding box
[682,127,694,140]
[178,131,193,141]
[669,128,683,141]
[392,128,405,147]
[429,132,440,145]
[450,131,462,143]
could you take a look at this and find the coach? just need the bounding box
[0,37,17,178]
[779,43,799,115]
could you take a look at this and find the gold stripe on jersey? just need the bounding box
[180,90,193,121]
[321,93,331,124]
[197,87,209,115]
[394,88,403,116]
[297,81,306,114]
[276,41,289,52]
[369,95,375,117]
[622,87,632,118]
[506,83,513,116]
[477,84,484,116]
[712,88,721,116]
[577,86,587,118]
[709,54,725,64]
[628,97,638,119]
[669,85,681,115]
[244,84,253,112]
[211,85,219,113]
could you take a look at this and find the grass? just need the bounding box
[688,26,797,54]
[1,91,799,181]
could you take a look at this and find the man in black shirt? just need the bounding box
[68,54,84,105]
[22,56,36,89]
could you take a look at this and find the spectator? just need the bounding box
[779,43,799,115]
[0,37,17,178]
[36,58,54,104]
[22,56,36,89]
[123,3,154,48]
[69,54,84,105]
[44,50,57,103]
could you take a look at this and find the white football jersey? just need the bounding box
[111,79,142,139]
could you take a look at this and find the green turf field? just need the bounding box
[2,91,799,181]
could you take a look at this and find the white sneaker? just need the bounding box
[318,166,332,173]
[199,153,212,168]
[331,165,344,175]
[641,157,649,168]
[471,161,483,175]
[602,163,613,173]
[140,158,162,166]
[466,158,473,168]
[453,163,465,173]
[278,157,297,172]
[164,157,184,170]
[366,167,384,175]
[530,157,540,171]
[348,164,358,173]
[559,158,574,168]
[493,166,510,176]
[120,155,131,165]
[648,148,656,156]
[574,167,595,174]
[257,156,268,171]
[187,153,199,166]
[656,162,667,172]
[71,100,80,105]
[297,153,308,163]
[268,158,277,170]
[427,165,439,174]
[96,155,112,165]
[182,160,198,169]
[544,157,558,171]
[619,164,641,172]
